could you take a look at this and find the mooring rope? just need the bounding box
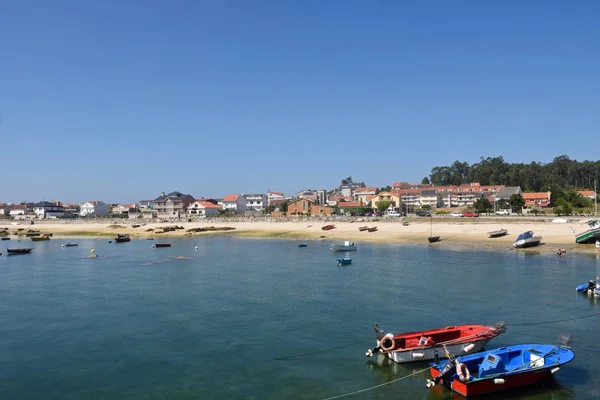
[509,312,600,326]
[319,366,431,400]
[274,338,372,360]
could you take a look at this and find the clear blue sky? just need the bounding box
[1,0,599,203]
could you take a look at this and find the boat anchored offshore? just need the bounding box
[427,334,575,398]
[115,234,131,243]
[330,241,357,252]
[337,258,352,266]
[513,231,542,248]
[366,322,507,364]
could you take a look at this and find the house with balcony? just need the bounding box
[111,204,136,215]
[522,192,552,209]
[420,190,442,208]
[267,191,284,205]
[288,198,315,215]
[243,194,267,214]
[578,190,597,200]
[33,201,65,219]
[188,200,221,217]
[153,191,195,218]
[9,204,27,217]
[80,201,110,217]
[353,187,377,204]
[396,189,422,208]
[339,176,366,197]
[368,192,400,210]
[137,200,154,211]
[222,194,246,214]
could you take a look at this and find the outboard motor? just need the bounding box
[427,359,457,387]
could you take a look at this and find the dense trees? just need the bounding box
[428,155,599,192]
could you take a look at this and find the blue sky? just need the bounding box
[1,0,599,203]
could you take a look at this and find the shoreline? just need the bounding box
[2,219,599,254]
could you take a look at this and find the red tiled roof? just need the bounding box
[365,195,376,201]
[10,204,25,210]
[195,201,220,209]
[268,191,283,196]
[337,201,362,208]
[354,187,377,193]
[578,190,596,197]
[522,192,550,200]
[223,194,239,202]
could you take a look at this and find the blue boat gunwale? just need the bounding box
[431,343,575,384]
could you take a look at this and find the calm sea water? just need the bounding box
[1,237,599,399]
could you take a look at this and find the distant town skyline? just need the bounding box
[2,1,599,203]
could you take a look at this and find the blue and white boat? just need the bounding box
[513,231,542,248]
[337,258,352,266]
[576,280,596,294]
[427,335,575,397]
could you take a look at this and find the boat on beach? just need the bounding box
[427,335,575,397]
[575,220,600,244]
[337,258,352,266]
[367,226,378,232]
[115,234,131,243]
[358,226,368,231]
[366,322,507,364]
[330,241,357,252]
[321,224,336,231]
[488,228,508,238]
[513,231,542,248]
[7,248,33,255]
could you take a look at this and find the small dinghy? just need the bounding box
[366,322,507,364]
[358,226,368,231]
[367,226,378,232]
[298,243,308,248]
[427,334,575,398]
[63,243,78,247]
[7,248,33,255]
[576,280,596,294]
[337,258,352,266]
[488,228,508,238]
[152,243,171,248]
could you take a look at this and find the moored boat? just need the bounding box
[428,236,441,243]
[31,234,51,241]
[298,243,308,247]
[513,231,542,248]
[427,335,574,397]
[575,220,600,244]
[367,226,378,232]
[337,258,352,266]
[152,243,171,248]
[366,322,507,364]
[488,228,508,238]
[115,234,131,243]
[7,248,33,255]
[321,224,336,231]
[358,226,368,231]
[576,280,596,294]
[1,237,10,240]
[62,243,79,247]
[330,241,357,252]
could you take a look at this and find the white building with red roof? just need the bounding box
[188,200,221,217]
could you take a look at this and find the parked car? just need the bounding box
[463,211,479,217]
[495,209,511,215]
[416,211,432,217]
[387,210,402,217]
[450,212,464,217]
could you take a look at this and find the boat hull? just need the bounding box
[575,228,600,244]
[513,238,541,248]
[428,236,441,243]
[488,230,508,238]
[153,244,171,248]
[385,338,492,363]
[330,245,357,252]
[31,237,50,241]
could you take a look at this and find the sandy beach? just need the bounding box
[2,217,598,254]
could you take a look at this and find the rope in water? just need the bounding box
[274,312,600,361]
[319,366,431,400]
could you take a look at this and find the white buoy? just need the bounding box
[195,246,198,250]
[551,367,560,374]
[152,244,156,248]
[411,352,424,358]
[493,379,505,384]
[463,343,475,353]
[61,244,65,248]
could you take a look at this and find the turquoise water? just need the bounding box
[1,237,599,399]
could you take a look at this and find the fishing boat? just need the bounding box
[358,226,369,231]
[575,220,600,244]
[488,228,508,238]
[513,231,542,248]
[152,243,171,248]
[321,224,336,231]
[114,234,131,243]
[428,217,440,243]
[1,237,10,240]
[330,241,357,252]
[7,248,33,255]
[337,258,352,266]
[26,232,40,237]
[367,226,378,232]
[366,322,507,364]
[62,243,78,247]
[298,243,308,247]
[427,334,575,398]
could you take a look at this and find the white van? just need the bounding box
[387,210,401,217]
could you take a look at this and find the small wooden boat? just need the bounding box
[26,232,40,237]
[152,243,171,248]
[366,322,507,364]
[427,335,574,397]
[488,228,508,238]
[321,224,336,231]
[428,236,441,243]
[298,243,308,247]
[115,234,131,243]
[330,241,357,252]
[31,234,51,241]
[337,258,352,266]
[7,248,33,255]
[1,237,10,241]
[367,226,378,232]
[358,226,369,231]
[63,243,79,247]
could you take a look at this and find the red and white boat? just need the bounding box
[366,322,507,364]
